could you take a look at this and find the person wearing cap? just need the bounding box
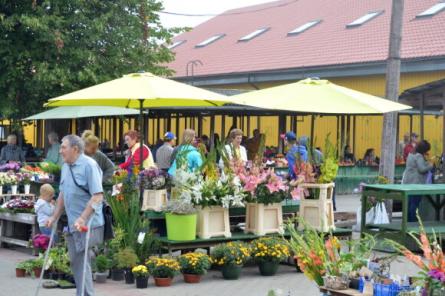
[156,132,176,171]
[403,133,418,161]
[284,132,308,180]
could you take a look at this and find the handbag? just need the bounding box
[68,165,115,241]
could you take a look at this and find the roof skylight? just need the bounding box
[238,27,269,42]
[417,2,445,18]
[195,34,225,48]
[288,20,321,35]
[168,40,185,50]
[347,11,383,28]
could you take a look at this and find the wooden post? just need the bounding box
[380,0,404,221]
[246,116,251,137]
[409,114,413,135]
[198,115,203,136]
[352,116,357,154]
[310,115,315,150]
[257,116,261,131]
[210,115,215,151]
[221,115,226,142]
[156,117,161,142]
[420,94,425,140]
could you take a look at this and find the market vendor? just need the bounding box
[343,145,356,164]
[119,130,155,171]
[168,129,202,177]
[363,148,379,165]
[0,134,25,164]
[45,132,63,165]
[82,130,115,183]
[219,128,248,168]
[283,132,308,180]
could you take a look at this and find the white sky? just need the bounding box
[159,0,274,28]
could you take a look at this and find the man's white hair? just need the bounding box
[62,134,85,154]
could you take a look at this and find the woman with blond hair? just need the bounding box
[168,129,202,177]
[81,130,115,182]
[220,128,248,168]
[119,130,155,171]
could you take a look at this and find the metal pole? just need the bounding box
[139,99,144,171]
[420,94,425,140]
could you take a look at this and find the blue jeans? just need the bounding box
[408,195,422,222]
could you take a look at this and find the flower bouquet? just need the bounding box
[0,162,21,172]
[211,241,251,280]
[386,214,445,295]
[250,237,290,276]
[32,234,50,252]
[146,257,180,287]
[138,168,166,190]
[178,252,212,283]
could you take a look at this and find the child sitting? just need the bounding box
[34,184,55,237]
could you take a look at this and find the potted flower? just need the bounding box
[178,252,212,283]
[250,237,290,276]
[146,257,180,287]
[32,234,50,253]
[132,265,149,289]
[94,255,111,283]
[114,248,139,284]
[20,172,32,194]
[7,173,19,195]
[138,168,167,211]
[31,257,44,278]
[211,241,250,280]
[163,199,197,241]
[16,260,31,277]
[236,163,288,235]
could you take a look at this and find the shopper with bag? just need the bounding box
[46,134,104,296]
[402,139,434,222]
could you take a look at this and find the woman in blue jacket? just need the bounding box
[168,129,203,177]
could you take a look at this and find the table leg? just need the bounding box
[0,219,4,248]
[401,194,408,244]
[360,193,367,237]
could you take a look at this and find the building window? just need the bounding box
[195,34,225,48]
[238,27,270,42]
[288,20,321,36]
[346,11,384,28]
[168,40,186,50]
[417,2,445,18]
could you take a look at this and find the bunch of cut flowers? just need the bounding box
[138,167,166,190]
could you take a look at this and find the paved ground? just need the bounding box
[0,194,421,296]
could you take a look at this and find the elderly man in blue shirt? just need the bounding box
[46,134,103,296]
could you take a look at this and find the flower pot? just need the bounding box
[95,272,108,283]
[0,186,3,194]
[33,267,42,278]
[135,276,149,289]
[221,264,242,280]
[349,278,360,290]
[111,268,124,281]
[258,261,279,276]
[196,206,231,239]
[244,203,283,235]
[24,184,31,194]
[154,277,173,287]
[11,185,18,195]
[183,273,202,284]
[124,268,135,284]
[16,268,26,278]
[165,213,197,241]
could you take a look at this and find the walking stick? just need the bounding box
[80,219,93,296]
[34,219,58,296]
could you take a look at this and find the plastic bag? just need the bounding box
[373,202,389,224]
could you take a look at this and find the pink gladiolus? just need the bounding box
[290,187,303,200]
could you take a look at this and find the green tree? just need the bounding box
[0,0,182,121]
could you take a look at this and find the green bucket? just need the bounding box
[165,213,197,241]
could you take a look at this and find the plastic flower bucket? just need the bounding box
[166,213,197,241]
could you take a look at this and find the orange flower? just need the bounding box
[402,249,426,270]
[420,234,432,261]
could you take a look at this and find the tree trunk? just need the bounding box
[379,0,405,220]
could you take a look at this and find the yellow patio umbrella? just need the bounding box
[45,72,231,169]
[45,72,230,108]
[230,78,411,114]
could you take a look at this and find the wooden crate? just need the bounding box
[142,189,168,212]
[244,203,283,236]
[196,206,231,239]
[298,183,335,232]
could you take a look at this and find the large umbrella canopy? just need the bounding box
[230,78,412,114]
[24,106,139,120]
[45,72,230,108]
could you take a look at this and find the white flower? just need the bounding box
[221,195,232,208]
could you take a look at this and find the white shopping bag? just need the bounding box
[372,202,389,224]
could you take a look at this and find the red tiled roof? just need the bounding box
[168,0,445,78]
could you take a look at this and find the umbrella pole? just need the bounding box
[138,99,145,204]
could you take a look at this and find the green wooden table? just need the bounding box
[361,184,445,247]
[157,228,352,255]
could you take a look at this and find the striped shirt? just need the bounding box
[156,143,174,170]
[0,144,25,164]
